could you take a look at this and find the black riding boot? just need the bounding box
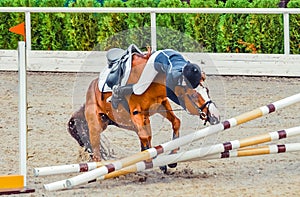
[111,84,134,109]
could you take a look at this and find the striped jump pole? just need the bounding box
[42,125,300,182]
[202,143,300,160]
[33,161,113,177]
[44,93,300,191]
[97,125,300,180]
[102,143,300,180]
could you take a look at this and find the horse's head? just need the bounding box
[175,73,220,125]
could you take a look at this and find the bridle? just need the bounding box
[136,84,214,122]
[198,100,213,119]
[183,85,214,125]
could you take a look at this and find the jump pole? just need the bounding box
[19,41,27,186]
[39,125,300,178]
[102,143,300,180]
[36,142,300,191]
[44,92,300,191]
[98,125,300,180]
[201,143,300,160]
[0,42,34,194]
[33,160,113,177]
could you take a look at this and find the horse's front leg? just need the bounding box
[85,104,106,161]
[131,110,152,152]
[160,100,181,154]
[158,100,181,170]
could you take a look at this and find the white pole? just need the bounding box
[283,13,290,55]
[18,41,27,186]
[150,12,157,51]
[25,12,31,51]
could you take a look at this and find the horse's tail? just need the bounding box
[67,104,92,153]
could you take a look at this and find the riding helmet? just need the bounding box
[182,63,202,89]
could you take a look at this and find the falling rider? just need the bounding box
[111,47,202,109]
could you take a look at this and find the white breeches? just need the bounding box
[132,51,160,95]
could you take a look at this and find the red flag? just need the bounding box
[9,22,25,41]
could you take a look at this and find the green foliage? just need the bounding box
[125,0,157,29]
[157,0,187,32]
[155,0,195,51]
[64,0,102,50]
[288,0,300,54]
[95,0,128,50]
[216,0,251,52]
[156,27,203,51]
[0,0,298,54]
[185,0,223,52]
[243,0,283,54]
[0,0,26,49]
[30,0,68,50]
[123,0,158,48]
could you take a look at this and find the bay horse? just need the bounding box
[68,47,220,166]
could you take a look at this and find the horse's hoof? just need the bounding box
[159,165,167,173]
[168,163,177,168]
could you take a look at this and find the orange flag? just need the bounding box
[9,22,25,41]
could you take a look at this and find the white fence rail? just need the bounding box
[1,50,300,76]
[0,7,300,76]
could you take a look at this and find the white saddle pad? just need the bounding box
[98,66,113,92]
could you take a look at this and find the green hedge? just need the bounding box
[0,0,26,49]
[288,0,300,54]
[0,0,299,54]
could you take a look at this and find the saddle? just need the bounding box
[104,44,144,89]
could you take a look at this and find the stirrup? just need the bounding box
[111,96,123,109]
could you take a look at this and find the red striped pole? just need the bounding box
[101,143,300,180]
[33,161,113,177]
[44,93,300,191]
[97,125,300,180]
[41,126,300,188]
[202,143,300,159]
[37,126,300,180]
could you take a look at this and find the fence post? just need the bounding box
[150,12,157,51]
[25,11,31,51]
[283,13,290,55]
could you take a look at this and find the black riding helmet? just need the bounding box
[182,63,202,89]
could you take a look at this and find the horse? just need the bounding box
[67,47,220,167]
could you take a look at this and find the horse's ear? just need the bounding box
[145,46,151,59]
[146,45,151,53]
[201,71,206,82]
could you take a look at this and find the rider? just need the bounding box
[111,48,202,108]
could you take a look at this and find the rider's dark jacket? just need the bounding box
[153,49,189,106]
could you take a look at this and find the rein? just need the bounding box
[186,93,212,118]
[133,108,185,115]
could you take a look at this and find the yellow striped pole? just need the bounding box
[97,126,300,180]
[202,143,300,159]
